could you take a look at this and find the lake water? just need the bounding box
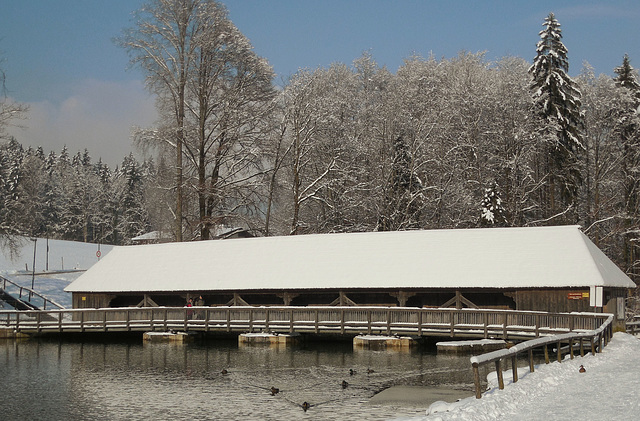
[0,335,481,420]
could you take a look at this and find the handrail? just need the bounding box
[0,275,65,310]
[470,313,614,399]
[0,306,611,341]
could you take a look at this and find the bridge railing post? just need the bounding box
[290,309,294,333]
[450,311,455,337]
[473,363,482,399]
[502,312,508,339]
[495,360,504,390]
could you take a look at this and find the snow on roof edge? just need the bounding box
[65,225,636,293]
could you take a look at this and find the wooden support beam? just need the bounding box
[441,290,478,309]
[136,295,159,308]
[390,291,416,307]
[226,293,250,307]
[277,292,299,306]
[329,292,357,306]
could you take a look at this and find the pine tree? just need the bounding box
[529,12,584,221]
[480,182,507,226]
[613,54,640,281]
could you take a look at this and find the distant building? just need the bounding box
[130,231,172,245]
[131,227,254,245]
[66,226,635,321]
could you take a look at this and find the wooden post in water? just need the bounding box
[590,337,596,355]
[511,355,518,383]
[580,337,585,357]
[528,349,535,373]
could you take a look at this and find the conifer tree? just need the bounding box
[614,54,640,280]
[529,13,584,221]
[480,182,507,226]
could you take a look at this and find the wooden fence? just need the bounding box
[0,306,611,339]
[470,314,614,399]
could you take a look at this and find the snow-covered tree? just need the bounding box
[378,133,424,231]
[529,12,584,222]
[122,0,275,241]
[613,55,640,280]
[0,60,28,251]
[480,182,507,226]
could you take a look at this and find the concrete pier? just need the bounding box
[353,335,420,350]
[143,331,196,343]
[436,339,507,354]
[0,328,30,339]
[238,332,301,346]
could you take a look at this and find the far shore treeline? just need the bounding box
[1,3,639,289]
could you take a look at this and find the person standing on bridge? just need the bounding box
[194,296,205,319]
[185,297,193,319]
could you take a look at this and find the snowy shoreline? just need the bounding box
[389,332,640,420]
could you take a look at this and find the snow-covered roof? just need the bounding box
[65,226,636,293]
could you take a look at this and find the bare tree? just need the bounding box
[120,0,203,242]
[121,0,275,241]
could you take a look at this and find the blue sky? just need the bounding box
[1,0,639,166]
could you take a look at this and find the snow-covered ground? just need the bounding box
[402,332,640,421]
[0,237,112,308]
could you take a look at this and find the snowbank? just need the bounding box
[413,332,640,420]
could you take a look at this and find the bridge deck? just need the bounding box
[0,306,609,341]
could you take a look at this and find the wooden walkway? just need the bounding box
[0,306,611,340]
[469,314,614,398]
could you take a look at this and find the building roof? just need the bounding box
[65,225,636,293]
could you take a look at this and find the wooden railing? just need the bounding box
[0,306,611,339]
[0,275,65,310]
[470,314,614,399]
[625,315,640,335]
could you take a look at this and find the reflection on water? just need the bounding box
[0,336,478,420]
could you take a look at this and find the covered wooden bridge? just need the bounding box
[64,226,635,324]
